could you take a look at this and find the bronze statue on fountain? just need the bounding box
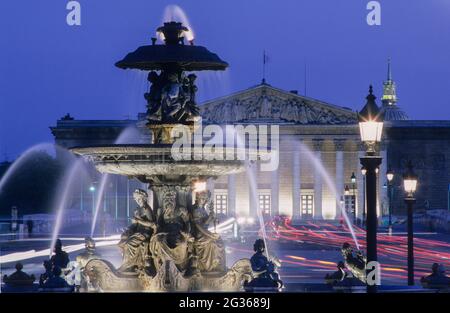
[72,20,264,292]
[82,185,254,292]
[118,189,157,276]
[244,239,283,291]
[341,242,367,284]
[189,190,226,275]
[116,21,226,144]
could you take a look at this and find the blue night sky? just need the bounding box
[1,0,450,158]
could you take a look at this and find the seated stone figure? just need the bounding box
[149,190,192,274]
[189,191,226,275]
[421,263,450,289]
[118,189,157,274]
[245,239,283,289]
[50,239,70,269]
[3,262,35,286]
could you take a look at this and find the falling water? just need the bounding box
[162,4,195,41]
[297,141,360,250]
[49,158,87,257]
[196,70,232,103]
[245,161,270,258]
[224,128,270,258]
[121,70,148,117]
[90,173,110,237]
[161,5,232,103]
[90,126,142,236]
[0,142,91,256]
[0,143,62,194]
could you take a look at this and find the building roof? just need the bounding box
[200,82,358,125]
[381,105,409,121]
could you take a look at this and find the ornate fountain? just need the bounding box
[71,22,260,292]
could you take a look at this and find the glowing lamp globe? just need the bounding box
[351,172,356,184]
[386,167,394,182]
[361,167,367,176]
[344,185,350,196]
[403,161,418,197]
[358,85,384,153]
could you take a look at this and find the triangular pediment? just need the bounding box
[199,84,357,125]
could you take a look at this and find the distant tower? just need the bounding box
[381,58,397,106]
[380,59,409,121]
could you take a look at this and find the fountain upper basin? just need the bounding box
[71,144,267,178]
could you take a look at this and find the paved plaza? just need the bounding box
[2,220,449,291]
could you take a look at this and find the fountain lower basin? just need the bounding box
[71,144,265,178]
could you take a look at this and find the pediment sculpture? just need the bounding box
[201,93,357,125]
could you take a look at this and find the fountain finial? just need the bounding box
[157,21,189,45]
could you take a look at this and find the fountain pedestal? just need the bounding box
[84,258,254,292]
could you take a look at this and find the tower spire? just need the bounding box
[387,57,392,81]
[382,58,397,106]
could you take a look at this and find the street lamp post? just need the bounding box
[403,161,418,286]
[351,172,357,224]
[386,167,394,235]
[361,167,367,227]
[358,85,384,293]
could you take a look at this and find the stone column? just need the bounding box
[248,162,258,217]
[357,145,365,221]
[334,139,345,219]
[227,174,236,217]
[207,178,215,199]
[292,144,301,219]
[271,168,279,216]
[313,139,323,219]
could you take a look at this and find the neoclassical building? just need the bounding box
[51,68,450,221]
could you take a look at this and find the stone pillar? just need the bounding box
[207,178,215,199]
[357,145,365,221]
[271,168,279,216]
[313,139,323,219]
[292,144,301,219]
[248,162,258,217]
[334,139,345,219]
[227,174,236,217]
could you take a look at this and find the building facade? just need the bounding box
[51,72,450,221]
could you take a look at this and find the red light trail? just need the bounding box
[252,216,450,283]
